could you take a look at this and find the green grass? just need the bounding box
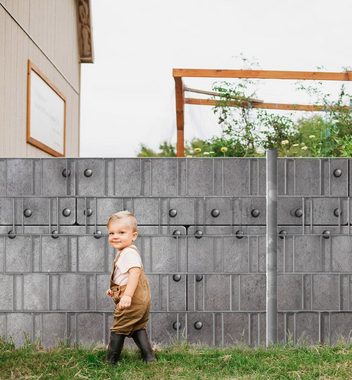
[2,338,352,379]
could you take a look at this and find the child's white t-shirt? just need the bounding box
[112,245,142,286]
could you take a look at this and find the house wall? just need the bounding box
[0,0,80,157]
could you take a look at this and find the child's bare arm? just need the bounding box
[118,267,141,309]
[124,267,141,297]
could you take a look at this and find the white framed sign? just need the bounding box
[26,60,66,156]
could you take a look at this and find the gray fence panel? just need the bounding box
[1,158,352,347]
[5,160,37,195]
[41,159,75,196]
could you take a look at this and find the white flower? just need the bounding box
[281,140,289,145]
[309,135,316,139]
[301,146,308,150]
[292,143,299,147]
[203,152,210,156]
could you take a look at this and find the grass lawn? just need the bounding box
[1,339,352,379]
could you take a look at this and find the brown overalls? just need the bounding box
[109,246,151,336]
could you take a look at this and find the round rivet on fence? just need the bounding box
[169,209,177,217]
[333,168,342,177]
[196,274,203,282]
[172,230,181,239]
[294,209,303,218]
[333,208,342,217]
[172,274,181,282]
[84,169,93,177]
[194,321,203,330]
[62,208,71,217]
[195,230,203,239]
[322,230,331,239]
[211,209,220,218]
[62,168,71,178]
[94,230,102,239]
[84,208,93,217]
[278,230,287,240]
[235,230,244,239]
[23,209,32,218]
[8,230,16,239]
[172,321,182,330]
[251,209,260,217]
[51,230,59,239]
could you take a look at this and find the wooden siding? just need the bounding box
[0,0,30,30]
[0,1,80,157]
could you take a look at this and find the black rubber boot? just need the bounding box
[131,329,155,362]
[106,332,126,364]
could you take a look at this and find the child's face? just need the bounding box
[108,220,137,251]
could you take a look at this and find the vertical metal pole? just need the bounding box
[266,149,278,346]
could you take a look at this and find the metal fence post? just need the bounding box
[266,148,278,346]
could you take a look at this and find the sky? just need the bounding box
[80,0,352,157]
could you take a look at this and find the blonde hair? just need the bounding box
[106,210,138,232]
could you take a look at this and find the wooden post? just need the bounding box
[174,77,185,157]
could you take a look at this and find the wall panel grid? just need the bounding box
[0,158,351,347]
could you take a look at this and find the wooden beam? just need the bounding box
[185,98,352,112]
[174,77,185,157]
[173,69,352,81]
[184,86,263,103]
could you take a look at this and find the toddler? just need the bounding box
[105,211,155,364]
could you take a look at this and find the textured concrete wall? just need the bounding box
[0,158,351,347]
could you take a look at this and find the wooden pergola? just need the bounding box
[173,69,352,157]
